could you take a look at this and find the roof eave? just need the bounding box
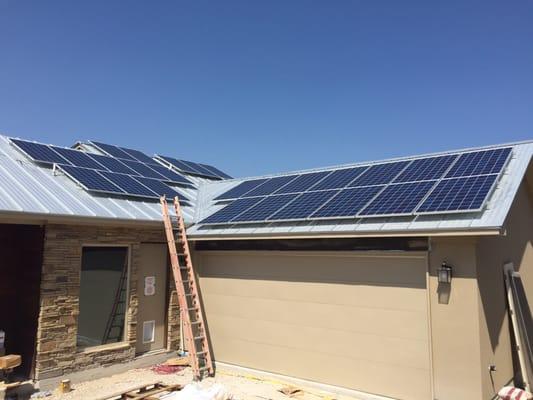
[187,226,504,241]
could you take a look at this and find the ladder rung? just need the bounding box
[185,293,196,297]
[198,366,210,372]
[190,320,202,325]
[194,336,205,341]
[187,307,199,311]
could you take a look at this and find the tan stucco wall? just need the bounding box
[476,180,533,398]
[429,237,483,399]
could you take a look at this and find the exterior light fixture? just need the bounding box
[438,261,453,284]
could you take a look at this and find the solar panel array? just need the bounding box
[156,155,232,180]
[10,138,193,203]
[201,147,512,225]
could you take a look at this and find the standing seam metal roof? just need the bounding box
[0,135,212,225]
[188,141,533,239]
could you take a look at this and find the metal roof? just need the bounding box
[189,141,533,239]
[0,135,209,226]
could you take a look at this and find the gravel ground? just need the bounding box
[41,366,359,400]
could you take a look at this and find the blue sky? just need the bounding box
[0,1,532,177]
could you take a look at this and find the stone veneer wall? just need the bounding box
[35,223,180,380]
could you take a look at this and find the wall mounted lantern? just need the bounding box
[438,261,453,284]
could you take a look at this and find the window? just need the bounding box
[77,247,129,348]
[142,320,155,343]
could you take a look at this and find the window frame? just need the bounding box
[76,244,132,351]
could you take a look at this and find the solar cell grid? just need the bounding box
[51,146,105,170]
[416,175,498,213]
[59,165,124,194]
[148,164,193,185]
[309,186,383,219]
[309,167,368,191]
[120,147,158,165]
[394,155,457,183]
[200,163,232,179]
[99,171,158,198]
[445,148,511,178]
[201,197,263,224]
[90,141,137,161]
[120,160,167,180]
[133,176,184,200]
[274,171,332,194]
[214,179,270,200]
[359,181,436,216]
[267,190,339,221]
[349,161,410,187]
[242,175,298,197]
[86,153,139,175]
[11,139,71,165]
[231,194,298,222]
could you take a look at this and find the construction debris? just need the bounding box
[97,382,183,400]
[160,383,231,400]
[498,386,533,400]
[278,386,304,398]
[151,364,186,375]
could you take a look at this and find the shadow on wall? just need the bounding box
[477,179,533,354]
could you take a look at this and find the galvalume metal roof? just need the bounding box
[188,140,533,239]
[0,134,531,237]
[0,135,207,226]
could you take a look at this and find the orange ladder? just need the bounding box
[160,196,214,380]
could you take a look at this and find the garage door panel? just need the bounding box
[217,336,431,400]
[199,252,430,399]
[203,293,428,340]
[208,314,429,369]
[201,253,426,288]
[201,277,427,312]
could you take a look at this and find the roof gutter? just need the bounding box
[187,226,504,241]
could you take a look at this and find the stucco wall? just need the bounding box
[35,224,180,380]
[476,180,533,398]
[429,237,483,399]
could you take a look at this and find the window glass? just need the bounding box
[77,247,128,348]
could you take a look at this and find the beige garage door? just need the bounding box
[197,251,431,400]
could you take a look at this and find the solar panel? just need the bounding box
[359,181,436,217]
[99,171,158,198]
[90,141,137,161]
[349,161,410,187]
[148,164,193,186]
[120,147,158,165]
[394,155,458,183]
[309,167,368,191]
[416,175,498,213]
[231,194,298,223]
[51,146,105,170]
[158,156,194,173]
[59,165,124,194]
[214,179,270,200]
[242,175,298,197]
[188,161,220,178]
[309,186,383,219]
[85,153,139,175]
[133,177,185,200]
[199,163,232,179]
[267,190,340,221]
[200,197,263,224]
[119,160,167,180]
[445,148,512,178]
[11,139,71,165]
[274,171,332,194]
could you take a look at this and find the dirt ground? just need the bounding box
[41,365,361,400]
